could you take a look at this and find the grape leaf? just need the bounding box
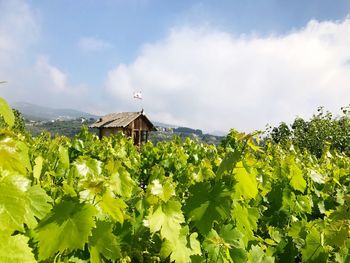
[0,175,28,233]
[98,191,127,223]
[324,221,349,248]
[73,156,102,178]
[231,201,259,246]
[24,185,52,228]
[216,150,241,177]
[33,156,43,180]
[184,182,232,235]
[160,227,194,263]
[301,227,328,262]
[147,178,176,203]
[106,160,136,198]
[0,138,31,175]
[289,163,306,193]
[35,198,97,260]
[0,97,15,127]
[203,225,246,263]
[220,225,247,263]
[247,245,275,263]
[0,234,36,263]
[89,221,121,262]
[147,200,185,244]
[189,232,202,256]
[0,175,52,233]
[58,145,70,169]
[232,162,258,200]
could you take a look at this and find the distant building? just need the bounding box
[89,110,156,146]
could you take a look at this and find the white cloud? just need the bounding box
[0,0,90,110]
[0,0,38,52]
[0,0,39,72]
[106,19,350,133]
[35,56,86,95]
[78,37,113,52]
[36,56,68,93]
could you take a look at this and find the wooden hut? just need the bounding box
[90,110,156,146]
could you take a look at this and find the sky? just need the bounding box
[1,0,350,133]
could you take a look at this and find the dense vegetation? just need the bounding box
[149,129,222,145]
[269,106,350,157]
[20,117,223,145]
[0,97,349,262]
[25,119,96,138]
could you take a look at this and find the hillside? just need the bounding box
[12,102,99,121]
[16,102,224,144]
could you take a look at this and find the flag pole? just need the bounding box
[133,91,143,112]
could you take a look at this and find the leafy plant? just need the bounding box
[0,97,349,262]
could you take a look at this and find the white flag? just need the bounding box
[133,91,142,100]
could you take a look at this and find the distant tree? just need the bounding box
[220,129,245,152]
[12,109,26,133]
[268,106,350,157]
[270,122,291,145]
[174,127,203,135]
[0,108,26,133]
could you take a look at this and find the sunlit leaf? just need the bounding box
[0,97,15,127]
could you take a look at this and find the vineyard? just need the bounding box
[0,97,349,263]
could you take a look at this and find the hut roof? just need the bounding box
[89,111,156,130]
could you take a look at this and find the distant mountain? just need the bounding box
[209,130,227,136]
[12,102,226,138]
[12,102,100,121]
[153,121,178,129]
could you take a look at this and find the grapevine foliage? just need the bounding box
[0,98,349,262]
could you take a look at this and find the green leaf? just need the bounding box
[0,234,36,263]
[89,221,121,262]
[217,150,241,177]
[247,245,275,263]
[301,227,328,263]
[0,97,15,127]
[147,178,176,203]
[295,195,313,214]
[282,189,313,215]
[35,198,97,260]
[98,191,127,223]
[0,137,31,175]
[232,162,258,200]
[74,157,105,201]
[203,225,246,263]
[192,159,216,182]
[147,200,185,244]
[334,241,350,263]
[231,201,259,246]
[324,221,349,248]
[73,156,102,178]
[0,175,29,233]
[33,156,43,180]
[309,170,325,184]
[220,225,247,263]
[0,175,52,233]
[184,182,232,235]
[289,163,306,193]
[106,160,136,198]
[190,232,202,256]
[160,227,194,263]
[58,145,70,169]
[329,203,350,221]
[24,185,53,228]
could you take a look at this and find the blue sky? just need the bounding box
[1,0,350,132]
[30,0,350,83]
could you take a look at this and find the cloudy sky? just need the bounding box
[1,0,350,133]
